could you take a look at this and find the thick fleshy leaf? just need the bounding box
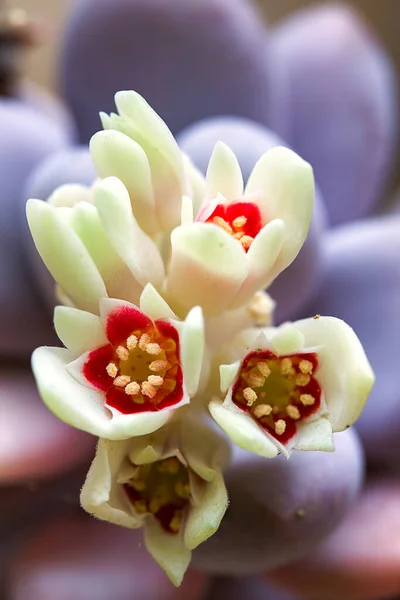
[9,516,209,600]
[90,129,159,234]
[167,223,248,316]
[26,200,107,314]
[193,429,364,574]
[270,4,397,225]
[173,307,204,397]
[294,316,374,432]
[0,368,95,483]
[60,0,271,141]
[245,146,314,285]
[93,177,164,287]
[32,347,172,440]
[205,142,243,202]
[305,216,400,468]
[267,481,400,600]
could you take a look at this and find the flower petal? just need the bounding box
[26,199,107,314]
[144,520,191,587]
[32,346,172,439]
[80,438,143,528]
[99,298,152,344]
[270,324,305,356]
[54,306,107,355]
[94,176,165,288]
[48,183,93,207]
[182,153,206,216]
[70,201,143,304]
[185,470,228,551]
[245,146,314,283]
[209,399,278,459]
[230,219,284,308]
[220,362,241,394]
[205,141,243,202]
[172,306,205,397]
[139,283,176,321]
[294,418,334,452]
[294,317,374,431]
[90,129,159,234]
[167,223,248,316]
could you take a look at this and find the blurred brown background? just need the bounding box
[12,0,400,94]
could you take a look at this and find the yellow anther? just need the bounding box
[113,375,131,388]
[213,216,233,234]
[253,403,273,418]
[169,510,182,533]
[275,419,287,435]
[243,387,257,406]
[247,290,275,327]
[125,381,140,396]
[130,479,147,492]
[147,375,164,387]
[257,361,271,377]
[296,373,310,387]
[240,235,254,250]
[174,480,191,499]
[139,333,151,350]
[233,231,244,240]
[133,499,148,514]
[300,394,315,406]
[126,335,138,350]
[299,360,313,374]
[141,381,157,399]
[149,360,169,373]
[116,345,129,361]
[232,215,247,229]
[146,342,162,356]
[281,358,293,375]
[287,404,301,420]
[158,457,180,474]
[247,371,265,388]
[149,496,166,514]
[106,362,118,378]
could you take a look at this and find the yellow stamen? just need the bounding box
[157,457,180,474]
[125,381,140,396]
[243,387,257,406]
[233,231,244,240]
[299,359,313,374]
[240,235,254,250]
[281,358,293,375]
[169,510,182,533]
[253,403,273,418]
[257,361,271,377]
[133,500,148,514]
[287,405,301,420]
[300,394,315,406]
[139,333,151,350]
[145,342,162,356]
[247,371,265,388]
[126,334,138,350]
[275,419,287,435]
[232,215,247,229]
[106,362,118,378]
[149,360,169,373]
[113,375,131,388]
[174,480,191,499]
[147,375,164,387]
[141,381,157,399]
[116,345,129,361]
[149,496,166,514]
[296,373,310,387]
[213,216,233,234]
[130,479,147,492]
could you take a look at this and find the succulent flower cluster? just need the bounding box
[27,90,374,586]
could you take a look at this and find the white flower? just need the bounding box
[32,285,204,440]
[209,316,374,458]
[165,142,314,316]
[80,417,230,586]
[26,177,164,313]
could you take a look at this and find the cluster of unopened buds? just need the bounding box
[27,90,375,586]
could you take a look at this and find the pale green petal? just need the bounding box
[270,324,305,356]
[219,362,241,394]
[54,306,107,355]
[90,130,159,234]
[144,520,191,587]
[94,177,164,287]
[26,199,107,314]
[206,142,243,202]
[139,283,176,321]
[167,223,248,316]
[48,183,93,207]
[245,146,314,283]
[173,306,205,397]
[182,152,206,216]
[294,316,375,431]
[294,418,335,452]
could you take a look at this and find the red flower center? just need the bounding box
[232,350,321,444]
[205,201,263,252]
[124,456,191,534]
[82,306,183,415]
